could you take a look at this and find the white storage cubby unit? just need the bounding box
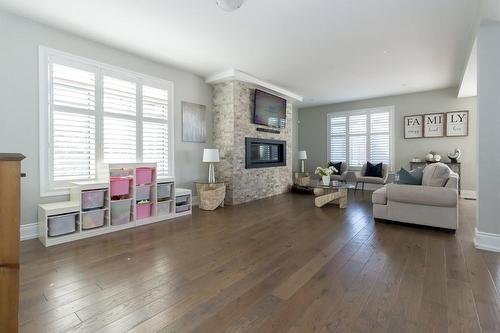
[38,163,192,247]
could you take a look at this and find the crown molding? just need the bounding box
[205,69,303,102]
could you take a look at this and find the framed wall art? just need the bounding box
[423,113,445,138]
[182,101,207,142]
[404,115,423,139]
[446,110,468,137]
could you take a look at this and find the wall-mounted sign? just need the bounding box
[404,115,423,139]
[424,113,445,138]
[446,110,468,137]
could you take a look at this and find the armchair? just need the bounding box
[355,163,388,191]
[329,162,348,182]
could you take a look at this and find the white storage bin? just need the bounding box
[136,185,151,201]
[82,189,106,210]
[48,213,78,237]
[111,199,132,226]
[157,200,171,216]
[157,183,172,199]
[176,204,191,213]
[82,209,106,230]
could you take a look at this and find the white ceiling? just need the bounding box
[0,0,481,107]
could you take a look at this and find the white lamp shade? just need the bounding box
[203,149,220,162]
[298,150,307,160]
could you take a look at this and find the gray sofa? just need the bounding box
[372,163,459,231]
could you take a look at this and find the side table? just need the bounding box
[194,181,226,211]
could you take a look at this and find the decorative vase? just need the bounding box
[322,175,330,186]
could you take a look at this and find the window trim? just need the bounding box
[39,46,175,197]
[326,106,395,171]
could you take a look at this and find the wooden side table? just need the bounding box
[195,181,226,211]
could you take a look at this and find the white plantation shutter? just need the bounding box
[348,114,367,167]
[329,116,347,163]
[328,107,393,170]
[103,75,137,163]
[142,85,170,176]
[143,122,169,175]
[370,112,391,165]
[41,48,174,194]
[103,117,136,163]
[50,63,97,184]
[103,76,136,116]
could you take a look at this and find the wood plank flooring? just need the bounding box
[19,191,500,332]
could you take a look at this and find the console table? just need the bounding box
[409,161,461,193]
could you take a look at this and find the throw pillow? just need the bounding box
[397,167,423,185]
[365,162,383,178]
[328,162,342,175]
[422,162,451,187]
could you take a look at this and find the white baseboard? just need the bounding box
[474,228,500,253]
[21,223,38,241]
[460,190,477,200]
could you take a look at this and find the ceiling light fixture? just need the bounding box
[216,0,245,11]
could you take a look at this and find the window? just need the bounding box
[327,107,394,170]
[39,47,174,195]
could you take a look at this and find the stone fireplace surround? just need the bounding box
[212,80,293,205]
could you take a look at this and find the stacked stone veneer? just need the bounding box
[212,81,293,205]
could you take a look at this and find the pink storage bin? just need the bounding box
[136,202,152,220]
[136,167,154,185]
[110,177,131,197]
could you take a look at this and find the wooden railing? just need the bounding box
[0,153,25,333]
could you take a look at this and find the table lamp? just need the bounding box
[298,150,307,172]
[203,148,220,183]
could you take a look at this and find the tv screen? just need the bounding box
[253,89,286,129]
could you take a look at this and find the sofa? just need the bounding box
[372,163,459,231]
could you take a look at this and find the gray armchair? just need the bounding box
[330,162,348,182]
[355,163,389,191]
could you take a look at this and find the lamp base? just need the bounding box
[300,160,305,173]
[208,163,215,183]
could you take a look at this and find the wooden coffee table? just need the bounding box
[311,181,354,208]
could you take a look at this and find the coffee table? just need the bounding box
[311,181,354,208]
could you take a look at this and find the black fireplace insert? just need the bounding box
[245,137,286,169]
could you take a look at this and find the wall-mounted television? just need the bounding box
[253,89,287,129]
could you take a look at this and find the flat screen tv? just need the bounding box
[253,89,287,129]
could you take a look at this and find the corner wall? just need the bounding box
[298,88,477,191]
[212,81,293,205]
[475,21,500,252]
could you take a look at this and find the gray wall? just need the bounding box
[0,11,213,225]
[298,88,477,191]
[477,22,500,235]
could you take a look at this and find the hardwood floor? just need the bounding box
[19,191,500,332]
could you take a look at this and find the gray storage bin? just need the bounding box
[82,209,106,230]
[82,189,106,210]
[136,185,151,201]
[175,195,189,205]
[176,204,191,213]
[48,212,78,237]
[157,183,172,199]
[157,200,171,216]
[111,199,132,226]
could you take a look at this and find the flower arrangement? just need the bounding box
[315,165,337,176]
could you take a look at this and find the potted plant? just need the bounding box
[315,165,337,185]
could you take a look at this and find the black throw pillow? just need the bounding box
[365,162,383,178]
[328,162,342,175]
